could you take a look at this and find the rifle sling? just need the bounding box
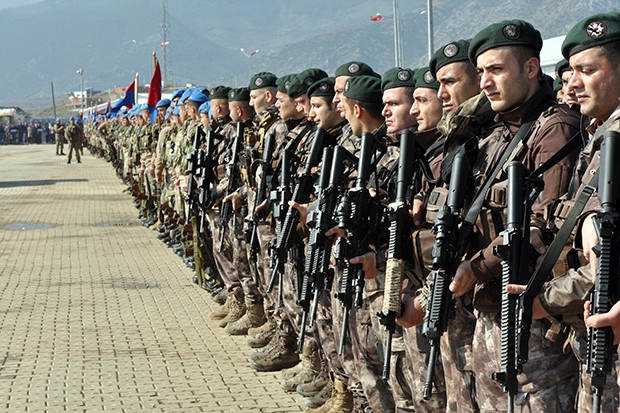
[523,169,599,298]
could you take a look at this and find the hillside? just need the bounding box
[0,0,616,110]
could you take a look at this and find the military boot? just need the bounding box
[250,332,299,372]
[297,358,330,397]
[304,378,333,409]
[247,313,271,337]
[224,300,266,335]
[217,294,246,328]
[282,346,322,392]
[306,379,353,413]
[247,317,277,348]
[208,292,233,320]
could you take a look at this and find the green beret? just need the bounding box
[561,12,620,59]
[334,61,380,78]
[228,87,250,102]
[554,59,570,77]
[307,77,335,99]
[249,72,278,90]
[343,75,382,104]
[276,74,297,95]
[381,67,414,92]
[210,85,231,100]
[469,19,542,63]
[430,39,472,77]
[413,67,439,90]
[287,68,328,98]
[552,76,563,94]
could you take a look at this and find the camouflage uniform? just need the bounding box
[53,122,65,155]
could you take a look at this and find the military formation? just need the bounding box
[77,12,620,413]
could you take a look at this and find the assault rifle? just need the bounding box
[197,129,214,234]
[185,125,205,222]
[218,122,243,252]
[268,149,294,308]
[248,133,275,262]
[422,151,470,399]
[378,128,418,380]
[335,131,378,355]
[268,128,333,305]
[491,161,542,413]
[588,130,620,413]
[298,146,335,351]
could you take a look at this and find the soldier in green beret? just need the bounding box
[446,19,581,412]
[506,11,620,412]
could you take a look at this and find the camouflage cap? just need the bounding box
[228,87,250,102]
[469,19,542,63]
[554,59,570,76]
[249,72,278,90]
[334,61,380,78]
[307,77,336,99]
[430,39,472,77]
[276,74,297,95]
[343,75,382,104]
[210,85,232,100]
[380,67,414,92]
[287,68,329,98]
[561,12,620,59]
[413,67,439,90]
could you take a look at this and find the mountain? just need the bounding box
[0,0,616,110]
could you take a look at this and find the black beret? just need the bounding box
[469,19,542,63]
[307,77,336,99]
[228,87,250,102]
[210,85,232,100]
[249,72,278,90]
[287,68,328,98]
[554,59,570,77]
[334,61,380,78]
[343,75,382,104]
[561,12,620,59]
[429,39,472,77]
[413,67,439,90]
[552,76,563,94]
[381,67,415,92]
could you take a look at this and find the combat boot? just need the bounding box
[305,378,333,409]
[247,312,272,336]
[306,379,353,413]
[250,333,299,372]
[225,300,266,335]
[282,346,322,392]
[208,292,233,320]
[297,356,330,397]
[247,318,277,348]
[217,294,246,327]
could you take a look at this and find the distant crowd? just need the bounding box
[0,122,56,145]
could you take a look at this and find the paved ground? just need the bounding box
[0,144,305,412]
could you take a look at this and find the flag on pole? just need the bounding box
[147,52,162,124]
[110,79,136,114]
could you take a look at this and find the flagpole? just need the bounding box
[135,72,139,105]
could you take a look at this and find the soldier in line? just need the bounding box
[65,117,82,164]
[53,118,65,156]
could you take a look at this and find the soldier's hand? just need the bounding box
[530,227,548,255]
[585,300,620,345]
[223,192,244,212]
[255,198,267,212]
[410,198,425,227]
[449,260,476,296]
[349,252,378,280]
[288,201,308,225]
[325,225,346,241]
[581,213,599,283]
[505,284,549,319]
[396,295,425,328]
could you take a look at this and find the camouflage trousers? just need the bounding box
[473,311,578,413]
[314,283,349,383]
[402,324,447,412]
[442,301,478,412]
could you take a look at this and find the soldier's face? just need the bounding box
[561,70,578,106]
[249,89,267,111]
[275,91,297,120]
[436,61,481,113]
[382,87,415,134]
[569,46,620,121]
[332,76,348,118]
[310,96,340,129]
[476,47,534,112]
[409,87,443,131]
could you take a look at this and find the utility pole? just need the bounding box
[76,68,84,114]
[393,0,404,67]
[51,82,57,119]
[427,0,434,62]
[162,0,172,87]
